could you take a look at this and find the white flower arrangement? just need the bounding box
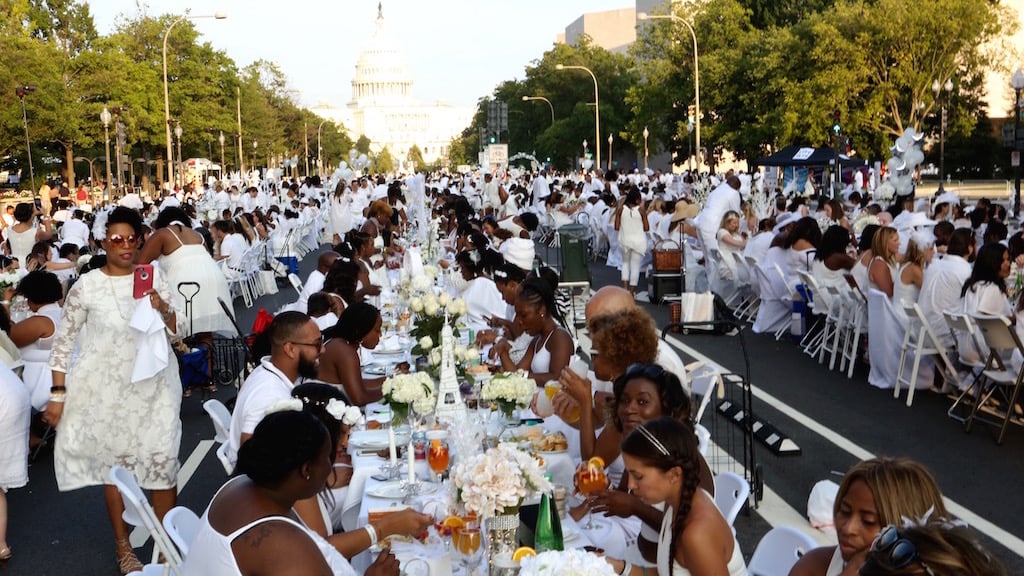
[519,549,617,576]
[874,181,896,204]
[381,372,436,415]
[853,213,881,236]
[451,443,552,518]
[325,398,364,427]
[419,336,434,351]
[0,270,21,291]
[265,398,303,415]
[481,370,536,409]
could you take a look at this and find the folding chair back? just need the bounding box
[203,399,232,444]
[746,525,818,576]
[288,273,303,296]
[713,471,750,527]
[109,467,184,574]
[163,506,201,557]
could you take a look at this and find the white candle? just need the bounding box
[388,425,398,467]
[408,441,416,484]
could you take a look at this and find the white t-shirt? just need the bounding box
[219,233,247,270]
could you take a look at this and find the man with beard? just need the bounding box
[226,311,323,467]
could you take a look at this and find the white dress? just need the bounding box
[656,501,748,576]
[18,302,62,411]
[49,269,182,491]
[460,276,506,333]
[0,362,30,491]
[158,227,234,334]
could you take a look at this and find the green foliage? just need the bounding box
[408,144,425,170]
[374,146,395,174]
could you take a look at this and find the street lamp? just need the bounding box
[317,120,328,178]
[522,95,555,124]
[100,106,113,194]
[555,64,601,169]
[15,85,36,193]
[607,133,613,171]
[932,78,954,193]
[638,11,702,174]
[173,123,183,188]
[1013,68,1024,217]
[218,131,226,177]
[643,126,650,171]
[163,10,227,187]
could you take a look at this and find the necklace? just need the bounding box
[106,269,131,321]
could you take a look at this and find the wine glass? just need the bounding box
[574,459,610,530]
[453,522,483,573]
[426,433,450,483]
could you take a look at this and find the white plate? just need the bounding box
[364,364,390,376]
[350,430,410,449]
[366,481,407,499]
[537,449,569,457]
[373,347,406,356]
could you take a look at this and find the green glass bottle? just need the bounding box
[534,491,564,552]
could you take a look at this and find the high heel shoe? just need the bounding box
[115,538,142,575]
[0,546,12,570]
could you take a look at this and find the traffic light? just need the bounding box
[831,109,841,136]
[489,133,496,144]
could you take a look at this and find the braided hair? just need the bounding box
[516,276,567,330]
[620,416,701,573]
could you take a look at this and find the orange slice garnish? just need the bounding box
[512,546,537,561]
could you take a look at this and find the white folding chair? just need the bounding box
[944,312,988,422]
[796,270,825,354]
[712,471,750,528]
[966,315,1024,444]
[839,277,868,379]
[109,467,183,574]
[746,525,818,576]
[203,399,231,444]
[162,506,200,557]
[215,443,233,476]
[288,273,303,296]
[688,362,723,424]
[894,303,960,407]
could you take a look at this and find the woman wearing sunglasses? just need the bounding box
[859,522,1005,576]
[604,417,747,576]
[43,206,183,574]
[789,458,948,576]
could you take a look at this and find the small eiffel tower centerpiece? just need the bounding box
[434,313,467,421]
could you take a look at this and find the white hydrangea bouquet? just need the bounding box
[481,370,536,419]
[451,443,551,518]
[0,270,21,293]
[519,549,616,576]
[425,343,480,379]
[406,291,467,357]
[381,372,436,427]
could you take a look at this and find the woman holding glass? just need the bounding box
[43,207,182,574]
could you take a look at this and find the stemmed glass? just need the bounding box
[452,521,483,574]
[574,459,610,530]
[426,431,450,483]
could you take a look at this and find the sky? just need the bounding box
[86,0,633,110]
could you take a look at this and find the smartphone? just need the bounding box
[133,264,154,299]
[33,197,42,209]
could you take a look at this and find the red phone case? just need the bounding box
[133,265,154,299]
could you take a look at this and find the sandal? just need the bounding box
[0,545,11,565]
[115,538,142,575]
[183,387,193,398]
[204,383,218,393]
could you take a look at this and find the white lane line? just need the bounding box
[575,326,830,544]
[663,333,1024,560]
[130,439,215,548]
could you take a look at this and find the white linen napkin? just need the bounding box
[129,299,169,383]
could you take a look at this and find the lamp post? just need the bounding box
[1013,68,1024,217]
[555,64,600,169]
[173,123,183,188]
[304,122,310,178]
[583,139,588,170]
[16,85,36,193]
[316,120,328,178]
[521,95,555,124]
[638,11,701,174]
[643,126,650,171]
[932,78,954,193]
[607,133,613,171]
[218,131,226,177]
[236,86,244,176]
[163,11,227,187]
[100,106,113,193]
[253,139,258,177]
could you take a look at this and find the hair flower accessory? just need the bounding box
[92,206,114,240]
[325,398,365,426]
[265,398,304,415]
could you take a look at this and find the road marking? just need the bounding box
[663,333,1024,560]
[130,440,214,548]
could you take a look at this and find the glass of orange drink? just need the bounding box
[574,456,610,529]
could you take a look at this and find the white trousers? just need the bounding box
[621,246,644,287]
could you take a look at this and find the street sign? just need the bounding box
[1013,151,1021,168]
[487,144,508,166]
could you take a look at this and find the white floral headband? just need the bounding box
[265,398,303,415]
[325,398,364,427]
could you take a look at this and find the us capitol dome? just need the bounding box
[315,3,472,170]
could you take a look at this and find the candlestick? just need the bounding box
[407,440,416,484]
[388,425,398,467]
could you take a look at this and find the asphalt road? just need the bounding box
[7,247,1023,575]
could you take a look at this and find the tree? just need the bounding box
[408,144,424,170]
[355,135,372,154]
[374,146,394,174]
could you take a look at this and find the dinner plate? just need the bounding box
[373,348,407,357]
[366,481,406,499]
[350,429,410,449]
[537,449,569,457]
[364,364,390,376]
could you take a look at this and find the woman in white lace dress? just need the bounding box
[44,207,182,574]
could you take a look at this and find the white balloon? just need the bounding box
[339,161,348,170]
[341,169,354,180]
[359,153,368,164]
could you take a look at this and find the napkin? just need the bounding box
[129,299,169,383]
[391,540,451,576]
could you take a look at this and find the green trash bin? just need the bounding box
[558,224,590,283]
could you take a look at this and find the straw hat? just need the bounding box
[670,201,700,223]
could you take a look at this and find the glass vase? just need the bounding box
[390,402,410,429]
[486,512,520,575]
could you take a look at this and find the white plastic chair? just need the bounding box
[712,471,750,527]
[109,467,183,574]
[688,362,722,424]
[966,314,1024,444]
[215,442,233,476]
[944,312,987,422]
[203,399,232,444]
[288,273,303,296]
[895,303,958,406]
[162,506,200,557]
[746,525,818,576]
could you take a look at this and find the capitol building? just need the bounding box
[313,3,473,169]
